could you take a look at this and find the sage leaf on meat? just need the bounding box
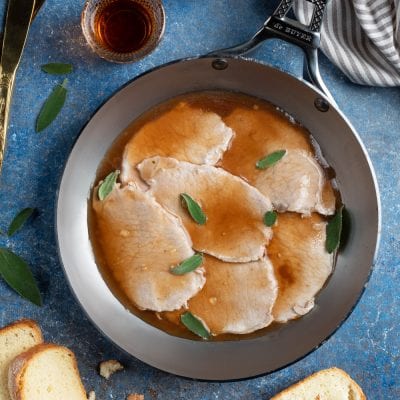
[41,63,73,74]
[180,193,207,225]
[263,211,277,227]
[181,311,210,340]
[98,170,120,201]
[326,206,343,254]
[7,208,36,237]
[170,253,203,275]
[36,78,68,132]
[0,248,42,306]
[256,150,286,169]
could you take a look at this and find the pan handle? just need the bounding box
[208,0,335,106]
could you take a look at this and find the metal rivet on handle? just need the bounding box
[212,59,228,70]
[314,97,330,112]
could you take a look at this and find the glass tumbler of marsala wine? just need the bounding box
[81,0,165,63]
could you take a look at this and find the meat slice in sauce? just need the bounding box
[222,107,335,215]
[254,150,335,215]
[120,102,233,184]
[268,212,333,322]
[188,256,278,335]
[137,156,273,263]
[92,185,205,312]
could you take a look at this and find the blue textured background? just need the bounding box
[0,1,399,398]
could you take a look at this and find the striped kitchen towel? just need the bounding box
[295,0,400,86]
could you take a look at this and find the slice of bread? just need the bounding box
[8,343,87,400]
[270,367,366,400]
[0,319,43,400]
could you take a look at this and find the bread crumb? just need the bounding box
[99,360,124,379]
[127,394,144,400]
[88,391,96,400]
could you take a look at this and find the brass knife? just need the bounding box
[32,0,45,20]
[0,0,44,57]
[0,0,36,174]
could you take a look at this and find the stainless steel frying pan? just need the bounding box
[56,0,380,380]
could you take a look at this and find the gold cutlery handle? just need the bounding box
[0,73,14,174]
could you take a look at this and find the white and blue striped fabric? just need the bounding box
[295,0,400,86]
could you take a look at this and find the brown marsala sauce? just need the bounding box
[88,91,340,341]
[95,0,153,53]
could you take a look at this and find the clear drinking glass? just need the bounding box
[81,0,165,63]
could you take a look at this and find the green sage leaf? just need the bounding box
[0,248,42,306]
[7,208,36,237]
[263,211,277,227]
[36,78,68,132]
[170,253,203,275]
[256,150,286,169]
[98,170,120,200]
[180,193,207,225]
[41,63,73,74]
[326,205,343,254]
[181,311,210,339]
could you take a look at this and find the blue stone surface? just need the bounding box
[0,1,399,398]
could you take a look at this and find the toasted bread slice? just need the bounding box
[0,319,43,400]
[270,367,366,400]
[8,343,87,400]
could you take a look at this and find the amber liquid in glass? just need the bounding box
[94,0,153,53]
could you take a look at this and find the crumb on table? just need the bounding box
[99,359,124,379]
[127,394,144,400]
